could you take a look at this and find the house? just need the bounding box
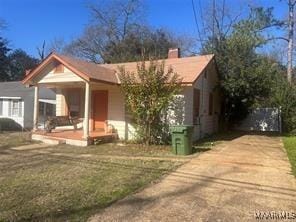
[22,48,220,146]
[0,81,56,129]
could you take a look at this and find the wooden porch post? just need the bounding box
[33,85,39,131]
[83,82,90,139]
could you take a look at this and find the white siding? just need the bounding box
[52,60,220,142]
[90,83,134,140]
[55,89,66,116]
[0,99,24,128]
[37,62,84,84]
[189,61,220,141]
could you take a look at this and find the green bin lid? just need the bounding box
[169,125,194,132]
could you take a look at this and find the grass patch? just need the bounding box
[0,131,33,149]
[283,136,296,177]
[0,131,236,221]
[0,144,181,221]
[52,143,177,158]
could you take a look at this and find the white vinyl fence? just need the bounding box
[235,108,281,132]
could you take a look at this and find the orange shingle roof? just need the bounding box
[57,54,119,84]
[23,53,215,85]
[101,54,214,84]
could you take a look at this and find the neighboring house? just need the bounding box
[22,48,220,146]
[0,81,56,129]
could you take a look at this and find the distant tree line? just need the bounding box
[0,37,38,81]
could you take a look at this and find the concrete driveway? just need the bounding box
[89,135,296,222]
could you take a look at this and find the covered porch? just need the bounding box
[22,53,123,146]
[31,81,118,146]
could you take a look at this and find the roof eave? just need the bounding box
[191,54,215,86]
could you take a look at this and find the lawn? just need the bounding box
[283,136,296,177]
[0,141,183,222]
[0,131,33,149]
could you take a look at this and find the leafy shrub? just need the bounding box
[119,60,181,145]
[0,118,22,131]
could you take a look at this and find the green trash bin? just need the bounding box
[169,125,194,155]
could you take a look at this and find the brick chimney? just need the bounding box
[25,69,31,76]
[168,48,180,59]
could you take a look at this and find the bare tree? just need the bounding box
[64,0,194,63]
[47,37,67,55]
[64,0,144,63]
[36,40,46,60]
[191,0,243,52]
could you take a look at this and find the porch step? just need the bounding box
[42,138,66,145]
[32,134,66,145]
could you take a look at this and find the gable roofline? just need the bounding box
[190,54,216,85]
[191,54,217,85]
[22,52,90,85]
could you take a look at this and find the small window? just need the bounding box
[66,90,81,117]
[54,63,64,73]
[39,102,45,116]
[9,100,22,117]
[193,89,200,123]
[209,93,213,116]
[46,104,55,116]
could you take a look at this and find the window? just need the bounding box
[193,89,200,124]
[209,93,213,115]
[0,99,2,116]
[66,90,81,117]
[9,100,22,117]
[39,102,55,117]
[46,104,55,116]
[39,102,45,116]
[54,63,64,73]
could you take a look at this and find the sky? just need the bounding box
[0,0,288,58]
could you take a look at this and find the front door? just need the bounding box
[92,90,108,130]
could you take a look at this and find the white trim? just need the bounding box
[33,86,39,131]
[83,82,90,139]
[0,96,21,99]
[39,99,56,104]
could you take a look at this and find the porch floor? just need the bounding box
[34,129,117,142]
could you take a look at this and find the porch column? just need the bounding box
[33,85,39,131]
[83,82,90,139]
